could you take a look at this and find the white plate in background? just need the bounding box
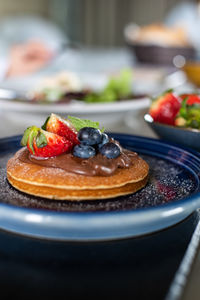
[0,71,150,130]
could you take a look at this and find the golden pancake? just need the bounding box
[7,148,149,201]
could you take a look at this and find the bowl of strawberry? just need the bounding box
[144,90,200,151]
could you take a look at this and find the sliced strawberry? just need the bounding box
[42,113,79,145]
[33,131,72,157]
[180,94,200,105]
[21,126,72,157]
[149,90,181,125]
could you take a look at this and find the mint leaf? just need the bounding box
[68,116,104,132]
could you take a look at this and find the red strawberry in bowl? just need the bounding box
[149,90,182,125]
[42,113,79,145]
[180,93,200,105]
[21,126,73,157]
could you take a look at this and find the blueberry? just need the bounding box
[98,133,109,149]
[99,142,121,159]
[73,144,96,159]
[78,127,102,145]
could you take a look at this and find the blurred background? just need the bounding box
[0,0,200,137]
[0,0,183,47]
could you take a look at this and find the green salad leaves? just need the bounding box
[177,97,200,129]
[84,68,133,103]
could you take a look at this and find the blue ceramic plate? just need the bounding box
[0,134,200,241]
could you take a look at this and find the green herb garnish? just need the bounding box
[68,116,104,132]
[177,97,200,129]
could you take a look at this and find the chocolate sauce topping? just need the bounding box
[19,148,137,176]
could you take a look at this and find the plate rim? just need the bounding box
[0,96,150,114]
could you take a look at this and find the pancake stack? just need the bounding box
[7,148,149,201]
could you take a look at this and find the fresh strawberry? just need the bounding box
[42,113,79,145]
[180,94,200,105]
[149,90,181,125]
[21,126,73,157]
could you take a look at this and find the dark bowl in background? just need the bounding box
[144,114,200,151]
[124,23,196,65]
[126,43,195,66]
